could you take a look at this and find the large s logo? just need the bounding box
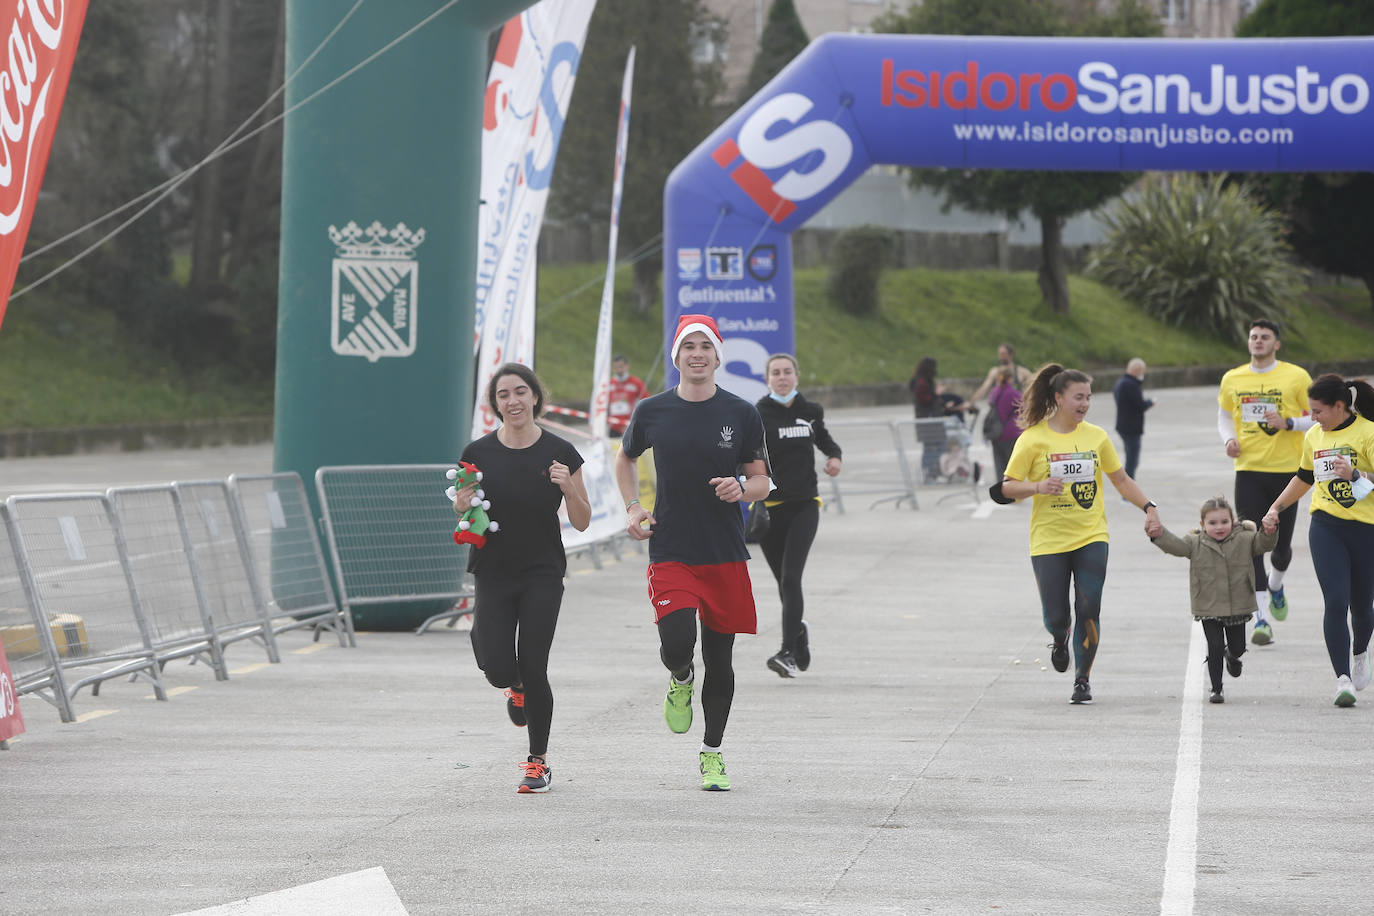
[712,93,853,223]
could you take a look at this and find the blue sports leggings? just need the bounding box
[1309,511,1374,679]
[1030,541,1109,679]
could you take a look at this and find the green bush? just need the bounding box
[1087,173,1302,340]
[826,225,892,316]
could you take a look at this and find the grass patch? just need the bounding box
[534,265,1374,404]
[0,295,272,429]
[2,268,1369,429]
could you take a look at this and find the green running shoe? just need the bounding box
[1269,587,1288,621]
[664,674,693,733]
[700,751,730,791]
[1251,620,1273,645]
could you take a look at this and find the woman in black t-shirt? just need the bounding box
[454,363,590,794]
[755,353,842,678]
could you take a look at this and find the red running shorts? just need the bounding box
[646,561,757,635]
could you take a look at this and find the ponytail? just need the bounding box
[1018,363,1093,428]
[1309,373,1374,423]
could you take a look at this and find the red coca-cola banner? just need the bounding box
[0,636,23,742]
[0,0,90,331]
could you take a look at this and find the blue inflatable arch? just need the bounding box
[663,34,1374,398]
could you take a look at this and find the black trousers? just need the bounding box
[471,572,564,757]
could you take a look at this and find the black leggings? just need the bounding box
[1235,470,1298,586]
[471,572,564,758]
[1201,619,1246,693]
[1309,511,1374,679]
[658,607,735,748]
[759,499,819,654]
[1030,541,1108,679]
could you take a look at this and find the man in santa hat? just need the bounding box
[614,313,772,792]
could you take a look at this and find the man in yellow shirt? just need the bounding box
[1217,319,1313,645]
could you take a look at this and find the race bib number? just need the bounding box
[1049,452,1096,482]
[609,401,632,417]
[1313,447,1355,483]
[1239,396,1276,424]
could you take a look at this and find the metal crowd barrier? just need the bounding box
[107,485,230,682]
[314,464,475,636]
[1,471,339,723]
[4,492,167,721]
[821,416,983,512]
[822,418,920,511]
[228,473,351,647]
[176,480,283,664]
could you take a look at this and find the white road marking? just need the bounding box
[1161,621,1204,915]
[173,866,409,915]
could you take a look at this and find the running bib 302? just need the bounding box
[1049,452,1096,482]
[1313,446,1354,482]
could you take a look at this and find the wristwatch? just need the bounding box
[1142,500,1158,512]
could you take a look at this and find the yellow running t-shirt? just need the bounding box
[1301,416,1374,525]
[1005,420,1122,556]
[1218,361,1312,473]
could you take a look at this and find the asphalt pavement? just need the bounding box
[0,387,1364,915]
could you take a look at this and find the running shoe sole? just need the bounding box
[1251,625,1273,646]
[1336,689,1357,708]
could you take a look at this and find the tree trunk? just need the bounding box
[225,1,285,283]
[1037,213,1070,315]
[632,254,660,315]
[189,0,233,293]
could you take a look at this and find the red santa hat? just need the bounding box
[670,313,725,363]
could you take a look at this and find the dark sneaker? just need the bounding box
[505,687,527,727]
[767,650,798,678]
[1225,651,1243,678]
[517,756,551,794]
[1070,677,1092,705]
[1209,690,1225,704]
[664,673,694,733]
[795,621,811,671]
[1050,642,1070,673]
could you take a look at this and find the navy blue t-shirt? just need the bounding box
[460,429,583,577]
[621,387,768,565]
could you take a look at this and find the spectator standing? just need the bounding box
[909,357,943,482]
[1113,358,1154,480]
[972,343,1034,402]
[987,365,1023,482]
[607,355,650,438]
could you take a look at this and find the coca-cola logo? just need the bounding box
[0,0,69,235]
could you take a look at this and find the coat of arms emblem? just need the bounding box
[328,220,425,362]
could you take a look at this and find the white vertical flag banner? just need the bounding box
[588,47,636,442]
[473,0,597,436]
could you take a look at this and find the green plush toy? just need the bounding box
[446,462,499,548]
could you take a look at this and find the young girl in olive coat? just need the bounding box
[1148,496,1278,703]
